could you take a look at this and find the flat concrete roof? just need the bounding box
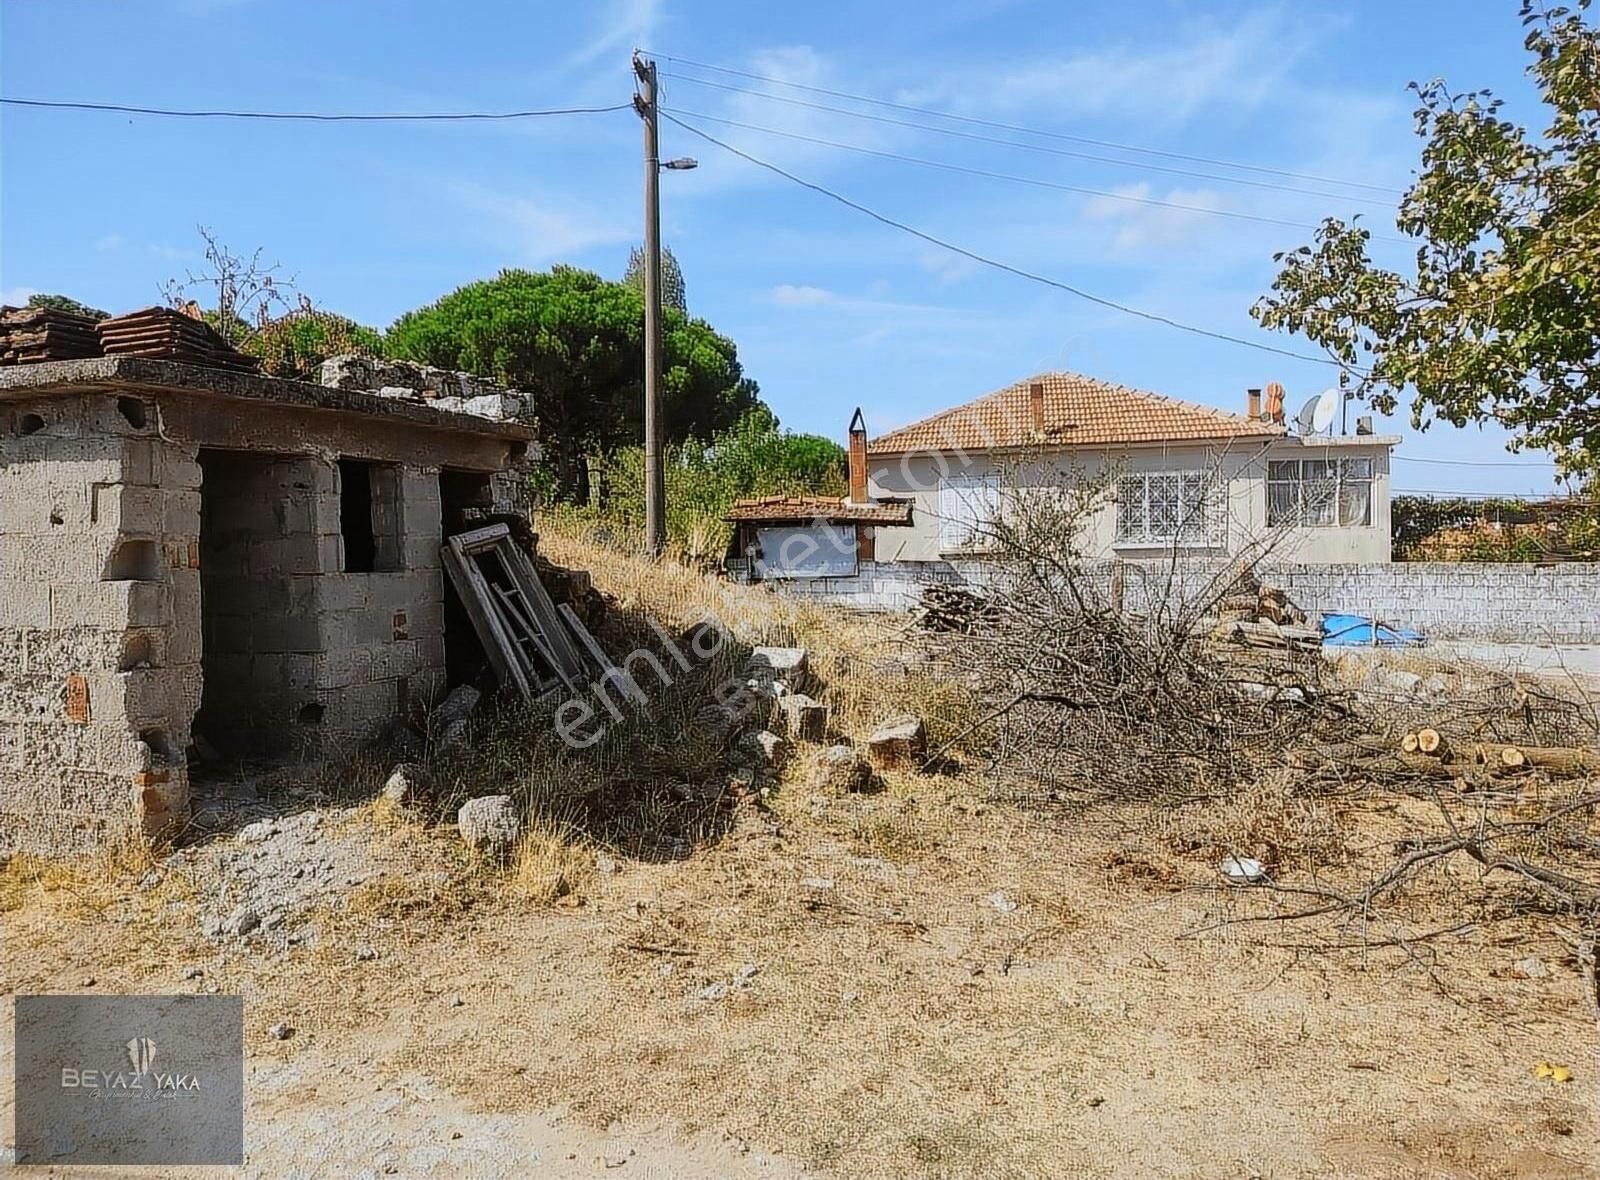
[0,356,536,441]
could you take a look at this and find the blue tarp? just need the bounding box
[1320,612,1427,647]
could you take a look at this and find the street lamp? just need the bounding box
[662,158,698,171]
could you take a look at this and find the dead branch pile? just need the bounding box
[929,457,1600,976]
[933,476,1338,800]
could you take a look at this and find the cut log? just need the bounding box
[1401,732,1420,754]
[1500,745,1527,770]
[1416,728,1449,759]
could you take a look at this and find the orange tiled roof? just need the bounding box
[724,495,913,526]
[866,371,1285,455]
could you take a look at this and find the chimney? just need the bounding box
[847,407,870,504]
[1029,382,1045,433]
[1246,388,1262,419]
[1263,381,1286,424]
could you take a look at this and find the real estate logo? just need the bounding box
[15,995,243,1164]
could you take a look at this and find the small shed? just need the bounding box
[0,355,536,855]
[725,495,913,581]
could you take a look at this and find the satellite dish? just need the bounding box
[1310,387,1339,433]
[1294,396,1321,435]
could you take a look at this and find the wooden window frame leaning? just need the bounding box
[439,523,602,702]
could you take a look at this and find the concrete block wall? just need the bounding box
[772,554,1600,643]
[194,454,451,758]
[1260,562,1600,642]
[0,394,191,855]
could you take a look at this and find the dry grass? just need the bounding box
[5,530,1597,1176]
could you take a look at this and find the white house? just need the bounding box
[864,372,1398,566]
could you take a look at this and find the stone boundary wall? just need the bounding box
[774,559,1600,642]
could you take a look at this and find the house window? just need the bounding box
[1267,457,1372,527]
[938,472,1001,552]
[1115,471,1221,545]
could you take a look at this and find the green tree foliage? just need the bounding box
[244,301,384,380]
[387,266,761,500]
[586,408,847,560]
[1252,2,1600,486]
[623,243,687,313]
[1390,493,1599,560]
[24,294,110,321]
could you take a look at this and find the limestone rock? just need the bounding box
[866,714,927,770]
[747,647,809,694]
[815,744,874,795]
[221,904,261,938]
[382,762,432,808]
[742,729,788,770]
[431,684,480,749]
[778,694,828,742]
[457,795,522,860]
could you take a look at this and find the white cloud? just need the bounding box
[918,251,981,286]
[570,0,660,67]
[1081,183,1231,251]
[770,283,836,307]
[907,9,1322,124]
[450,183,633,262]
[669,46,899,196]
[1,286,40,306]
[95,234,125,253]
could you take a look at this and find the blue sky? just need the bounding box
[0,0,1567,495]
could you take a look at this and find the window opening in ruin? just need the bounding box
[338,458,401,573]
[116,397,148,429]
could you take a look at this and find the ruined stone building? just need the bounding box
[0,356,535,855]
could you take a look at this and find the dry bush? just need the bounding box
[940,456,1326,802]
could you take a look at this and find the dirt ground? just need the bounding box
[4,775,1596,1178]
[4,535,1598,1177]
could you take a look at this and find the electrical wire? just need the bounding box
[661,73,1398,210]
[660,110,1347,368]
[1393,454,1556,467]
[0,97,632,121]
[663,105,1406,243]
[650,52,1405,196]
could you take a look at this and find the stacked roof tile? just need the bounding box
[0,305,103,364]
[96,307,259,372]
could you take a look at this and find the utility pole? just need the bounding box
[633,51,666,556]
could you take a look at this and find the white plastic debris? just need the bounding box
[1220,855,1267,884]
[987,890,1019,913]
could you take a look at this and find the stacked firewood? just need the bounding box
[915,583,998,633]
[0,305,103,364]
[96,306,259,372]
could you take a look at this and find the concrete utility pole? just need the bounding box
[633,51,666,556]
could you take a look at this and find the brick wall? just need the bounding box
[772,558,1600,642]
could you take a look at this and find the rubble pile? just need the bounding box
[320,354,527,421]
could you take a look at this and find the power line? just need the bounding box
[0,97,632,121]
[651,52,1404,197]
[664,105,1407,243]
[661,73,1398,211]
[1394,453,1556,468]
[660,110,1346,368]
